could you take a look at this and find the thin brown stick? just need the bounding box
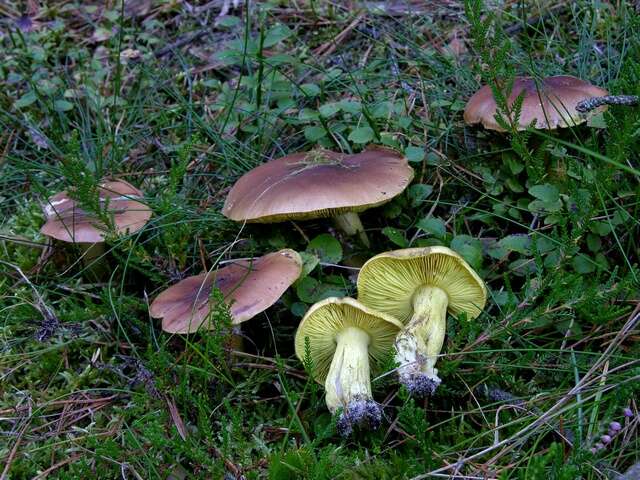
[32,454,82,480]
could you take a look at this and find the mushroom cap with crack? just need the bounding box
[222,146,414,223]
[40,180,152,243]
[294,297,403,384]
[150,249,303,333]
[463,75,609,131]
[357,246,487,324]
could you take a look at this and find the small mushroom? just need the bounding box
[294,297,402,436]
[222,146,414,247]
[40,180,152,270]
[464,75,609,131]
[357,247,487,396]
[149,249,302,334]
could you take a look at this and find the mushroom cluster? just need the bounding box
[37,68,615,439]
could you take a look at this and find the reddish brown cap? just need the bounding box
[40,180,152,243]
[464,75,609,131]
[149,249,303,334]
[222,146,414,223]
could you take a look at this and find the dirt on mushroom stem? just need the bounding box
[395,285,448,397]
[324,326,381,435]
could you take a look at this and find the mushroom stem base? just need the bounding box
[336,396,382,437]
[395,285,448,397]
[78,242,107,279]
[333,212,370,247]
[325,326,378,434]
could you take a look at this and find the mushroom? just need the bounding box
[294,297,402,436]
[464,75,609,131]
[40,179,152,270]
[149,249,302,334]
[222,146,414,247]
[357,247,487,396]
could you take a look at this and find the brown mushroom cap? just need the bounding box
[222,146,414,223]
[463,75,609,131]
[40,180,152,243]
[149,249,303,334]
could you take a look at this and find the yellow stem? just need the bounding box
[394,285,448,395]
[333,212,370,247]
[324,326,371,414]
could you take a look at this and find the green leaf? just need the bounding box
[304,125,326,141]
[430,99,451,108]
[590,222,611,236]
[217,16,241,28]
[263,24,293,47]
[586,234,601,252]
[528,199,562,214]
[298,108,319,121]
[499,235,531,255]
[348,126,374,144]
[268,54,295,65]
[298,251,320,278]
[398,117,412,129]
[54,100,74,112]
[307,234,343,264]
[416,217,446,238]
[532,236,556,254]
[505,178,524,193]
[407,184,433,207]
[319,102,341,118]
[300,83,320,97]
[382,227,408,247]
[572,254,596,274]
[295,277,321,303]
[405,146,425,163]
[425,152,441,166]
[202,79,220,88]
[503,152,524,174]
[450,235,483,270]
[15,91,37,108]
[296,277,345,303]
[611,209,631,225]
[529,184,559,203]
[371,101,392,118]
[339,100,362,114]
[587,112,607,129]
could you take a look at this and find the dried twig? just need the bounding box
[313,13,366,58]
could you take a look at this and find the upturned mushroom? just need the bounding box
[294,297,402,436]
[40,180,152,270]
[357,247,487,397]
[150,249,302,334]
[464,75,609,131]
[222,146,414,247]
